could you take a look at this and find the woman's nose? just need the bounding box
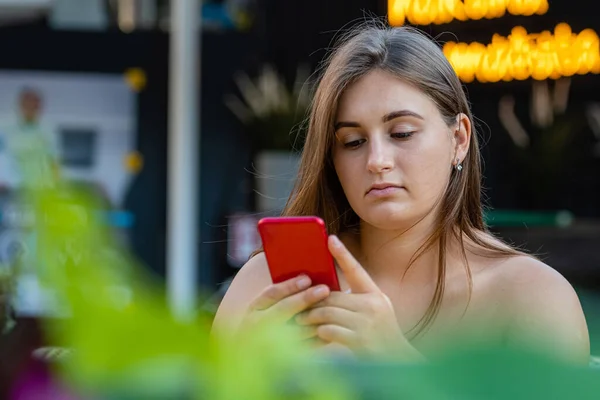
[366,140,394,173]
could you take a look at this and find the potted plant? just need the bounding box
[224,64,312,213]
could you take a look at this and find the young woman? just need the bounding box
[213,24,590,364]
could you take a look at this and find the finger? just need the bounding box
[270,284,330,320]
[317,324,359,348]
[317,342,355,359]
[250,275,311,311]
[305,336,329,350]
[312,291,365,312]
[296,306,360,330]
[295,325,318,340]
[328,235,379,294]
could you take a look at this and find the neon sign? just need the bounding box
[442,24,600,83]
[388,0,549,26]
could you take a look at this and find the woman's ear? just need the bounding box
[453,113,471,165]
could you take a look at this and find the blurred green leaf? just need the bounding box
[24,183,351,400]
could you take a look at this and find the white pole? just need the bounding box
[167,0,201,321]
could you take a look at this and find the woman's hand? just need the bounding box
[241,274,331,331]
[296,236,424,360]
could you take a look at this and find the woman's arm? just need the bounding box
[211,253,272,334]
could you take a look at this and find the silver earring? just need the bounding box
[455,158,463,172]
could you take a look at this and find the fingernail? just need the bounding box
[313,286,328,297]
[330,235,341,247]
[297,276,311,289]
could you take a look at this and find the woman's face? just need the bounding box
[332,69,469,231]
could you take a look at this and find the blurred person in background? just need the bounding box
[1,87,60,190]
[213,22,590,365]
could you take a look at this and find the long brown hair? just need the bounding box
[253,22,525,337]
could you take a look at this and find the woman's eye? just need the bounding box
[343,139,366,148]
[391,132,415,139]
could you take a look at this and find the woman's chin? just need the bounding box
[359,205,417,230]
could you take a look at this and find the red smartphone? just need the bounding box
[257,216,340,291]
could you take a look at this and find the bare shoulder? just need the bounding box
[211,252,272,332]
[485,254,590,364]
[466,233,578,297]
[490,255,579,305]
